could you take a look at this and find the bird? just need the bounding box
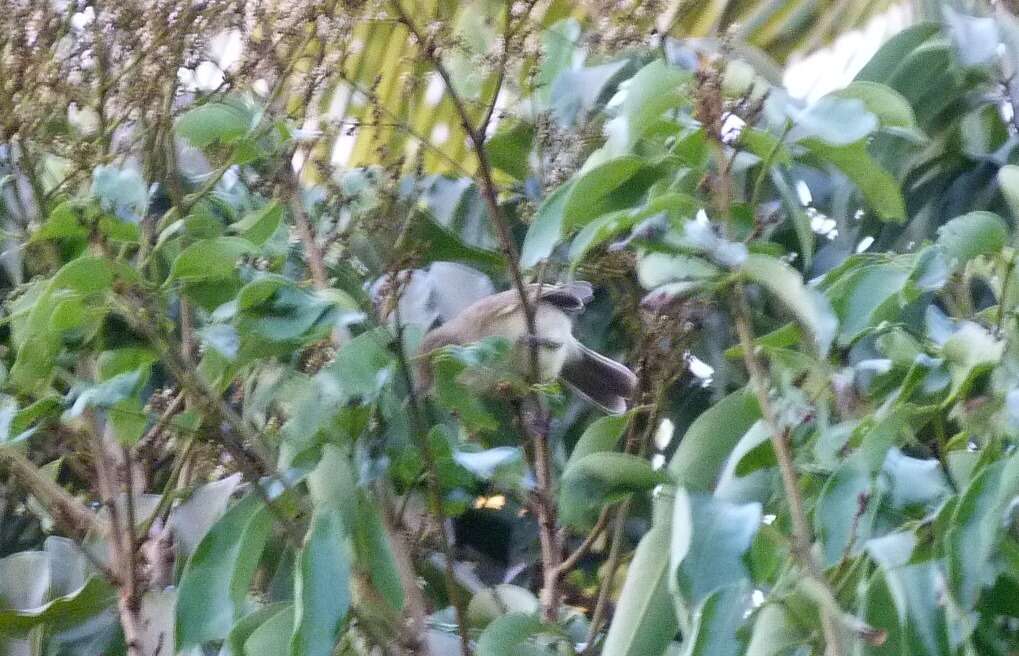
[414,281,637,414]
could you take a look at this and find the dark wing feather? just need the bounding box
[560,342,637,414]
[537,281,594,313]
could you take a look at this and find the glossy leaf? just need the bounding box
[176,493,272,647]
[559,453,668,529]
[670,490,761,608]
[291,507,352,656]
[521,182,573,268]
[476,612,553,656]
[740,254,837,354]
[169,237,255,283]
[176,102,251,147]
[935,211,1008,270]
[801,139,906,222]
[566,412,632,469]
[602,522,678,656]
[668,388,761,490]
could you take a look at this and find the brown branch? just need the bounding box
[553,504,612,579]
[89,421,143,656]
[376,482,432,655]
[731,286,845,656]
[284,163,330,290]
[0,447,104,544]
[583,499,630,654]
[389,0,563,622]
[112,296,304,544]
[392,287,469,656]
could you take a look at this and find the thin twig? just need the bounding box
[582,499,630,655]
[389,0,563,622]
[731,286,845,656]
[392,291,470,656]
[120,444,141,616]
[553,505,613,579]
[0,446,107,546]
[284,162,330,289]
[89,420,143,656]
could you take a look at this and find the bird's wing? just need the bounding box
[560,341,637,414]
[536,281,594,313]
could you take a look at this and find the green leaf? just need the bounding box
[563,156,652,230]
[825,262,910,347]
[637,253,720,289]
[91,165,149,223]
[169,236,255,283]
[32,201,89,243]
[11,256,130,393]
[815,456,874,567]
[668,388,760,490]
[408,209,505,273]
[790,95,879,146]
[942,321,1004,402]
[176,102,251,148]
[602,522,678,656]
[559,453,668,529]
[551,60,630,127]
[291,507,351,656]
[221,603,290,656]
[244,604,294,656]
[598,59,689,156]
[855,23,941,84]
[670,490,761,607]
[800,139,906,222]
[570,193,698,264]
[177,493,272,647]
[97,347,157,381]
[350,495,404,613]
[536,18,582,106]
[64,369,148,420]
[566,413,632,470]
[830,82,918,129]
[230,202,283,246]
[745,603,807,656]
[882,41,962,131]
[935,211,1008,270]
[678,585,750,656]
[740,254,837,355]
[856,406,911,472]
[856,571,903,656]
[307,445,358,523]
[167,474,243,556]
[997,164,1019,220]
[468,585,540,628]
[521,182,573,268]
[739,128,791,166]
[0,576,115,636]
[865,532,952,655]
[487,122,534,180]
[947,456,1019,610]
[476,613,553,656]
[714,422,774,505]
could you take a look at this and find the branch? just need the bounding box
[284,162,330,290]
[112,295,304,544]
[553,505,612,579]
[88,420,143,656]
[0,447,103,542]
[731,286,846,656]
[389,0,563,622]
[391,285,470,656]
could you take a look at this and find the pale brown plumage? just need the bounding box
[415,282,637,414]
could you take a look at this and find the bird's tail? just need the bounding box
[560,343,637,414]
